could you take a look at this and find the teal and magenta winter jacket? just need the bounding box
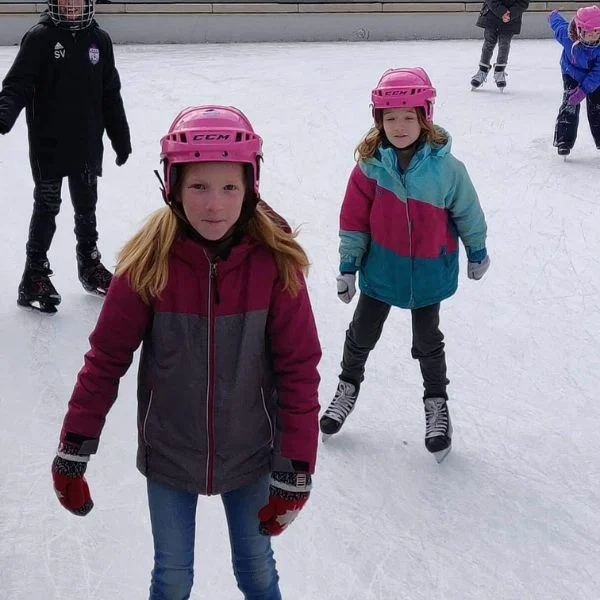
[549,12,600,94]
[339,130,487,309]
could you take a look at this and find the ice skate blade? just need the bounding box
[433,446,452,464]
[17,300,58,314]
[83,287,107,298]
[321,432,333,442]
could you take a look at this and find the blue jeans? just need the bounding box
[147,474,281,600]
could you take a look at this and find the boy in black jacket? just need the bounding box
[0,0,131,313]
[471,0,530,90]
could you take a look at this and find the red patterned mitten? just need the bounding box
[258,472,312,536]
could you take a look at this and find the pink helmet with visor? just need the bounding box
[575,5,600,45]
[371,67,436,121]
[160,105,263,197]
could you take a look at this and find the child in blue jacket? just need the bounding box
[549,6,600,156]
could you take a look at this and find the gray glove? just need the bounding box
[337,273,356,304]
[467,255,490,280]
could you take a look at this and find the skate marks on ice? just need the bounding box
[318,419,600,600]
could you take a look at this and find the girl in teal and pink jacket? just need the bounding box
[320,67,488,464]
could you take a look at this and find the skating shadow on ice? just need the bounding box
[527,136,600,165]
[0,293,105,406]
[68,290,107,312]
[470,88,514,96]
[406,446,591,574]
[319,423,414,460]
[554,155,600,166]
[469,87,554,102]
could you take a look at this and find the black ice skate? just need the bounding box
[77,246,113,296]
[470,63,490,91]
[17,260,61,314]
[319,379,358,440]
[493,64,507,91]
[557,146,571,160]
[424,397,453,463]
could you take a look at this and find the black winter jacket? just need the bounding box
[476,0,529,35]
[0,13,131,179]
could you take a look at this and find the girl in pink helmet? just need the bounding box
[549,6,600,157]
[50,105,321,599]
[320,68,489,464]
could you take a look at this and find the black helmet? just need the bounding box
[48,0,95,31]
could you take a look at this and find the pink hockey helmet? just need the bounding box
[371,67,436,122]
[160,105,263,197]
[574,5,600,46]
[575,5,600,32]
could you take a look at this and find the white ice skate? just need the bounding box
[470,64,490,91]
[493,64,507,92]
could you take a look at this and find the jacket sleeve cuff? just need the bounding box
[468,248,488,263]
[339,256,358,273]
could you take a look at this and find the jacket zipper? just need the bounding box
[205,258,219,495]
[400,170,415,308]
[405,199,414,308]
[142,390,154,447]
[260,387,275,445]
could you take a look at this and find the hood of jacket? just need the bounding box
[366,125,452,178]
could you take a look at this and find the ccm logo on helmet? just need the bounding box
[383,90,412,96]
[192,134,230,141]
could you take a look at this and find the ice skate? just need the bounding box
[493,64,507,91]
[319,379,358,441]
[470,64,490,91]
[424,397,452,463]
[77,246,113,296]
[557,146,570,161]
[17,260,61,314]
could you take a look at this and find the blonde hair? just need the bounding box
[115,200,310,305]
[355,107,447,161]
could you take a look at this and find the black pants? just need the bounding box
[554,74,600,151]
[340,294,449,399]
[26,169,99,266]
[479,28,513,67]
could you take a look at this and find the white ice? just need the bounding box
[0,39,599,599]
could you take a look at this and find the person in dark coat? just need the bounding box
[470,0,530,90]
[0,0,131,313]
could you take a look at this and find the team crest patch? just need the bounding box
[88,44,100,65]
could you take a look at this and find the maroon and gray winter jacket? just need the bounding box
[60,234,322,495]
